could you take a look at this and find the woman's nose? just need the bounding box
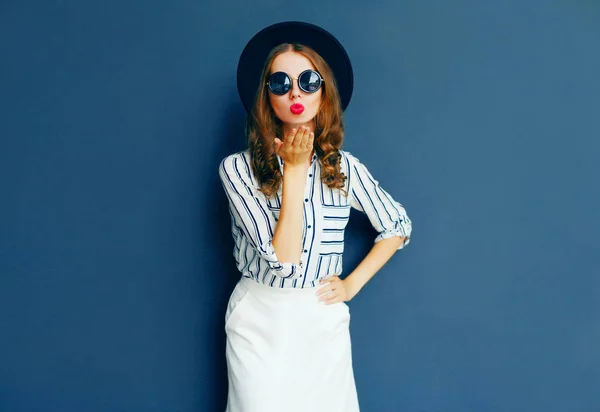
[289,79,301,98]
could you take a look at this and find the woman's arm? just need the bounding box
[271,125,314,265]
[318,235,405,303]
[219,154,303,279]
[318,151,412,303]
[343,235,405,299]
[345,151,412,250]
[272,165,308,264]
[219,126,314,279]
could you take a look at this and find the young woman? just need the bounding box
[218,21,412,412]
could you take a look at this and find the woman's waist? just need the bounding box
[237,275,343,303]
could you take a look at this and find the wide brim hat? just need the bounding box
[236,21,354,113]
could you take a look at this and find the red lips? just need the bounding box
[290,103,305,114]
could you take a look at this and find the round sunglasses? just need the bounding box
[266,69,324,95]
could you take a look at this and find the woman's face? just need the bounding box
[268,51,322,131]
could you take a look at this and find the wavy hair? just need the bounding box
[246,43,347,198]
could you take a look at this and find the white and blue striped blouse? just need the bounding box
[218,149,412,289]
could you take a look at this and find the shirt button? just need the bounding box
[303,249,307,253]
[308,225,312,229]
[304,199,308,202]
[309,174,313,177]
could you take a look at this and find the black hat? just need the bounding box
[236,21,354,113]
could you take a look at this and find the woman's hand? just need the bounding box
[274,126,314,168]
[316,275,353,305]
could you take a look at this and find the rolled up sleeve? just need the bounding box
[345,152,412,250]
[219,154,304,279]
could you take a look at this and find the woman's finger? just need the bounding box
[322,275,340,283]
[274,137,283,153]
[316,283,333,297]
[323,292,341,304]
[295,126,309,149]
[306,132,314,151]
[302,131,312,152]
[285,128,298,148]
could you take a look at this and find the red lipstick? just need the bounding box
[290,103,305,114]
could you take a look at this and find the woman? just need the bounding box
[218,21,412,412]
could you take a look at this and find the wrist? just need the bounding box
[284,163,309,173]
[283,164,309,180]
[343,276,362,301]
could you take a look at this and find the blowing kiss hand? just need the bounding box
[273,125,314,168]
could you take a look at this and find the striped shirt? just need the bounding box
[218,149,412,289]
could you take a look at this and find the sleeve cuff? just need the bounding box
[258,241,305,279]
[374,218,412,250]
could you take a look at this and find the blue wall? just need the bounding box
[1,1,598,411]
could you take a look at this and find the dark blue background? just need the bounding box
[1,1,598,411]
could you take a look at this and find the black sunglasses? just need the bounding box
[266,69,324,95]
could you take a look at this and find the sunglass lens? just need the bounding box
[268,72,291,95]
[300,70,322,93]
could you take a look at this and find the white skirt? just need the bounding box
[224,276,360,412]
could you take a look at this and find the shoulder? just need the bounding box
[219,149,250,168]
[338,149,363,170]
[338,149,377,186]
[218,149,253,183]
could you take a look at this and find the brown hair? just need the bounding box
[246,43,347,198]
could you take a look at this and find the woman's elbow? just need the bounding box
[392,236,406,249]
